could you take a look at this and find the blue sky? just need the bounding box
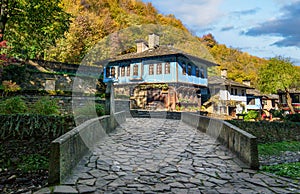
[142,0,300,65]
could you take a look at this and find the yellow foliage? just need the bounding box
[45,0,188,63]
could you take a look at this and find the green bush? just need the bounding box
[0,96,27,114]
[244,110,259,121]
[285,114,300,122]
[228,120,300,143]
[30,96,60,115]
[270,109,284,118]
[74,103,105,117]
[95,103,105,116]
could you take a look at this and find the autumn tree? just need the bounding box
[46,0,189,63]
[258,56,299,114]
[199,33,217,48]
[0,0,71,59]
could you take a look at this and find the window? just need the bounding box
[45,79,55,91]
[292,94,300,103]
[133,64,138,76]
[231,88,234,95]
[187,64,192,75]
[281,95,287,104]
[121,66,125,77]
[149,64,154,75]
[111,67,115,77]
[214,88,220,94]
[126,66,130,76]
[247,98,255,105]
[262,100,267,105]
[272,100,275,107]
[165,62,170,74]
[195,67,200,77]
[241,90,245,96]
[157,63,162,75]
[200,68,205,78]
[182,62,186,75]
[106,67,110,78]
[235,89,238,95]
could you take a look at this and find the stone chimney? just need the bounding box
[243,80,251,87]
[148,33,159,49]
[221,69,227,79]
[136,40,148,53]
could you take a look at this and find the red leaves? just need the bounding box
[0,40,7,48]
[0,33,17,66]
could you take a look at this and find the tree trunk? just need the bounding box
[285,88,295,114]
[0,0,9,42]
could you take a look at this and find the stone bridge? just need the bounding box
[37,112,300,194]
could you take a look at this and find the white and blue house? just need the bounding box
[102,34,217,110]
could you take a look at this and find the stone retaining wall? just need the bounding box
[48,111,126,185]
[129,110,182,120]
[181,112,259,169]
[115,100,130,113]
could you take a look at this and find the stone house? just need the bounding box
[278,89,300,113]
[246,89,279,118]
[206,69,252,116]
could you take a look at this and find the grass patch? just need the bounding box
[258,141,300,156]
[261,162,300,179]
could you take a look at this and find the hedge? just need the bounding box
[228,120,300,143]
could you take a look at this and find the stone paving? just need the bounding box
[36,118,300,194]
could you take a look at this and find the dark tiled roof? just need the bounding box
[247,89,279,99]
[107,45,217,67]
[278,89,300,94]
[208,76,253,89]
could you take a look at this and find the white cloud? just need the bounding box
[149,0,224,28]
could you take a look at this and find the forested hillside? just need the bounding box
[43,0,275,87]
[46,0,188,63]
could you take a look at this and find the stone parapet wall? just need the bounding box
[48,111,126,185]
[181,112,259,169]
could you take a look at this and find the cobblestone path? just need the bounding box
[38,118,300,194]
